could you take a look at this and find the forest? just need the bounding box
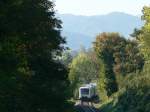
[0,0,150,112]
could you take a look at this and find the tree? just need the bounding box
[102,73,150,112]
[58,50,73,68]
[94,33,120,96]
[0,0,69,112]
[112,6,150,112]
[93,32,144,96]
[69,50,100,98]
[131,6,150,61]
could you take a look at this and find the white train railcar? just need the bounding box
[79,83,97,100]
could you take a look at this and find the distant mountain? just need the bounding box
[57,12,143,50]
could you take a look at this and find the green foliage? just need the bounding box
[0,0,70,112]
[100,73,150,112]
[69,49,100,98]
[100,6,150,112]
[115,73,150,112]
[97,61,108,101]
[58,50,73,68]
[132,6,150,60]
[94,32,144,97]
[99,99,115,112]
[94,32,120,96]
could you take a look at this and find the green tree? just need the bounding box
[59,50,73,68]
[132,6,150,60]
[69,50,100,98]
[0,0,69,112]
[112,6,150,112]
[111,72,150,112]
[94,33,120,96]
[94,32,144,96]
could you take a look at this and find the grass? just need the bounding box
[96,92,121,112]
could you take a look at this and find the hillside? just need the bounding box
[57,12,143,50]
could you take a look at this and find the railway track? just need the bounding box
[75,104,99,112]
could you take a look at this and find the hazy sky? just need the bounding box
[54,0,150,16]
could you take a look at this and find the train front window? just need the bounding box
[81,88,89,95]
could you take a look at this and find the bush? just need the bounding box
[113,73,150,112]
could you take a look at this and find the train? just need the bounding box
[79,83,97,101]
